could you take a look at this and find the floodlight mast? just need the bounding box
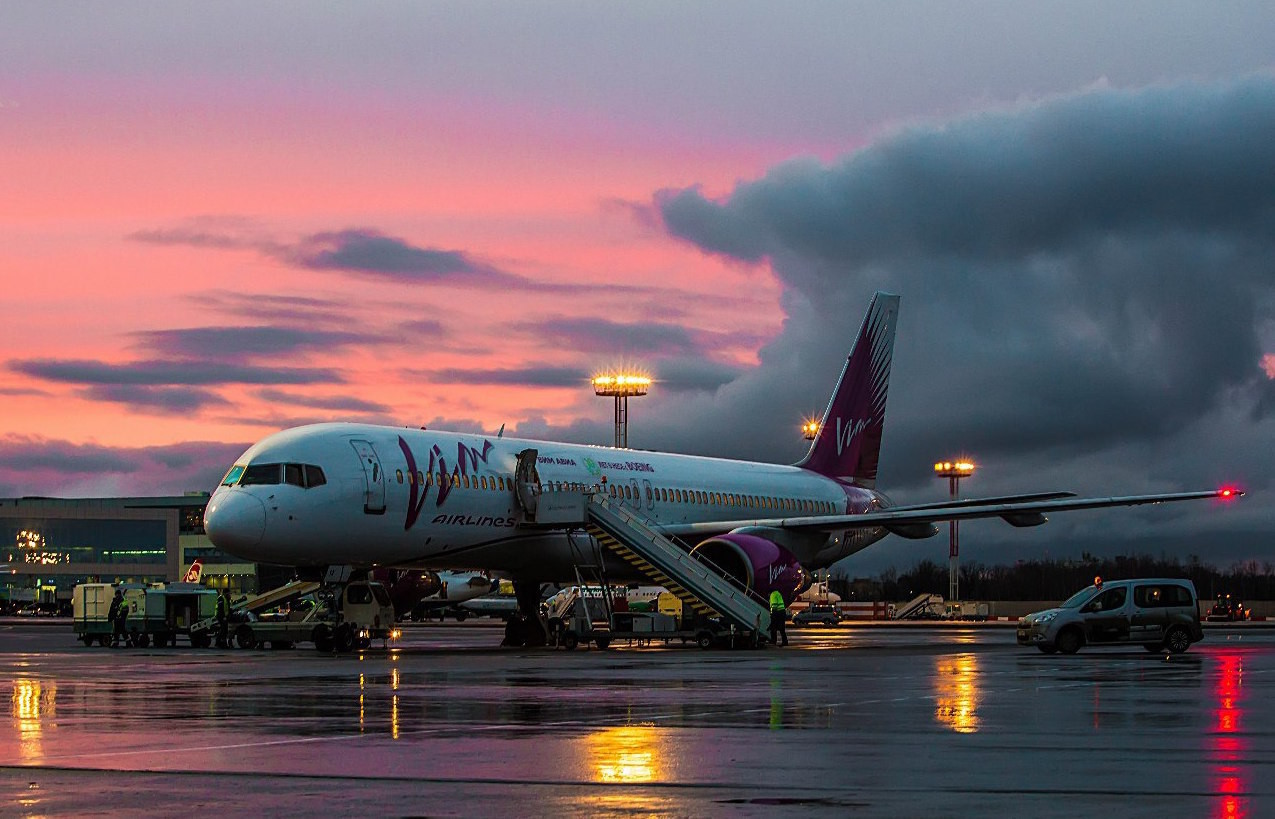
[592,374,650,448]
[934,459,975,603]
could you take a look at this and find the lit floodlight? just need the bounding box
[592,371,651,448]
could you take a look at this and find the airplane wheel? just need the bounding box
[455,610,468,622]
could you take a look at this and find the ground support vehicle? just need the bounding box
[547,589,762,650]
[72,583,116,646]
[1017,578,1204,655]
[793,603,841,626]
[73,582,219,647]
[224,580,399,652]
[1207,595,1250,622]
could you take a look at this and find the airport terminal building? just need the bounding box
[0,492,258,608]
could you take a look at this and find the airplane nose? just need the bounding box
[204,490,267,555]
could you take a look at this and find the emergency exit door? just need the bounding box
[350,439,386,514]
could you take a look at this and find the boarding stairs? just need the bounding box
[894,592,944,620]
[585,494,771,636]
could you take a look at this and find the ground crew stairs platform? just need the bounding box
[585,495,771,636]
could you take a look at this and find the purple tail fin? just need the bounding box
[796,292,899,487]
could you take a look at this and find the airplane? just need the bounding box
[370,568,496,621]
[203,291,1242,645]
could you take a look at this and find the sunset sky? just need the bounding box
[2,3,1273,571]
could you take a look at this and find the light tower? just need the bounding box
[934,459,975,603]
[592,373,650,448]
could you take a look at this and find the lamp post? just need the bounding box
[592,373,650,448]
[934,459,975,603]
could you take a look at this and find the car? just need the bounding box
[793,603,841,626]
[1206,595,1250,622]
[1017,577,1203,655]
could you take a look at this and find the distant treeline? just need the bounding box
[831,553,1275,602]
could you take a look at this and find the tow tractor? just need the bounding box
[218,571,399,652]
[73,581,218,647]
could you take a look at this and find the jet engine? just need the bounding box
[689,532,809,605]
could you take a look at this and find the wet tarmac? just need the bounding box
[2,619,1271,817]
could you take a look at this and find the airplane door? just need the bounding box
[350,440,387,515]
[642,479,654,511]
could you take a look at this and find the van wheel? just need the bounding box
[696,631,714,650]
[313,625,333,652]
[1165,626,1192,654]
[1056,627,1083,655]
[1037,645,1057,654]
[562,631,579,650]
[333,624,356,653]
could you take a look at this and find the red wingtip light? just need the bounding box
[1218,486,1242,499]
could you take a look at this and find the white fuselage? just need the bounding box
[204,422,888,581]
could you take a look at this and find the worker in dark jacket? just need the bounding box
[769,590,788,646]
[215,590,230,648]
[109,589,127,647]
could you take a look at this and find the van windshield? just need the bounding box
[1060,586,1099,608]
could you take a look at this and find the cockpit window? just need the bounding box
[239,464,282,485]
[221,465,246,486]
[305,465,326,487]
[285,464,305,487]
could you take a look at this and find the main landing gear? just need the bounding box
[501,579,549,647]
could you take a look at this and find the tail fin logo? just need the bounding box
[182,559,203,584]
[835,417,869,457]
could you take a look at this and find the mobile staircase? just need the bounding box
[513,448,771,645]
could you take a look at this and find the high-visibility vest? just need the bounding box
[769,591,785,612]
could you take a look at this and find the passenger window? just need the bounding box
[285,464,305,487]
[1169,586,1193,606]
[304,465,326,487]
[417,471,424,486]
[497,476,505,491]
[451,474,460,488]
[1085,587,1127,612]
[396,469,404,485]
[480,476,488,490]
[240,464,282,485]
[609,485,617,498]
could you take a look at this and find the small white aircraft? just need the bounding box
[204,292,1240,642]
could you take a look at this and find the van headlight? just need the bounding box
[1036,612,1058,624]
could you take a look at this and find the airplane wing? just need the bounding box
[661,488,1241,540]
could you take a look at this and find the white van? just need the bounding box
[1017,578,1204,655]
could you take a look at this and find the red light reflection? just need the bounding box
[1210,651,1248,819]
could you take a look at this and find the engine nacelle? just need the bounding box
[370,569,442,619]
[689,532,808,605]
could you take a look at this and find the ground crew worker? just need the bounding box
[768,590,788,646]
[215,589,230,648]
[108,588,127,647]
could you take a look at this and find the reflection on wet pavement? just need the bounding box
[1,623,1272,816]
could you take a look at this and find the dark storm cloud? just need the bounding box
[654,358,744,393]
[10,358,342,386]
[254,388,391,414]
[418,365,589,388]
[80,384,230,414]
[646,76,1275,485]
[135,325,384,360]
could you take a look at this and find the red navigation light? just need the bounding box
[1218,486,1243,500]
